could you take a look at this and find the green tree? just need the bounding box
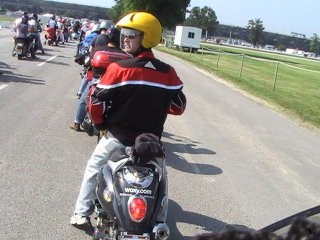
[110,0,191,29]
[277,44,287,51]
[109,0,124,22]
[184,6,219,38]
[309,33,319,55]
[247,18,264,47]
[64,11,76,19]
[0,5,6,13]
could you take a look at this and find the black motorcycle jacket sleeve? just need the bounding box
[94,50,185,146]
[167,91,187,115]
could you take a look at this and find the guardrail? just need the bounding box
[0,21,13,28]
[159,41,320,128]
[202,48,320,90]
[164,40,320,91]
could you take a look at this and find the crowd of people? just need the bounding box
[11,12,101,58]
[12,12,42,58]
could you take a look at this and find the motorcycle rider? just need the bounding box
[12,14,36,59]
[56,19,65,44]
[47,15,57,29]
[62,19,70,42]
[69,26,128,131]
[72,20,81,40]
[79,21,89,42]
[29,13,45,54]
[70,12,186,226]
[45,15,58,45]
[75,24,100,98]
[87,21,112,57]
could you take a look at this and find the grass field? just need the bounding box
[156,43,320,129]
[0,15,15,21]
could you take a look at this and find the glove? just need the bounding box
[99,130,107,137]
[94,123,107,131]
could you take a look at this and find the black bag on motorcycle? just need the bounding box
[74,53,85,65]
[82,116,100,136]
[133,133,165,165]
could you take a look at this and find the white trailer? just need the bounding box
[174,26,202,52]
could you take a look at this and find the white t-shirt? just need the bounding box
[48,19,57,28]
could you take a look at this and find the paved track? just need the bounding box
[1,28,320,239]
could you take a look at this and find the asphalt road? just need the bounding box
[1,28,320,240]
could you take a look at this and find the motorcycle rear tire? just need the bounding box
[17,55,22,60]
[92,229,107,240]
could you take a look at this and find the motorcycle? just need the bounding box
[195,204,320,240]
[260,204,320,237]
[71,30,80,40]
[13,37,34,60]
[44,27,58,46]
[92,134,170,240]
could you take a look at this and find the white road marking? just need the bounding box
[1,55,58,90]
[37,55,57,67]
[0,84,8,90]
[309,159,320,168]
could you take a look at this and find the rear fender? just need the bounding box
[96,164,117,218]
[16,43,24,54]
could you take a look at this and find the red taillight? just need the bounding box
[128,196,147,222]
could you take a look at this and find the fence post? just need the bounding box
[216,50,221,68]
[189,47,192,57]
[201,47,204,62]
[273,61,280,91]
[239,54,245,77]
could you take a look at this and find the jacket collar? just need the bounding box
[136,50,154,58]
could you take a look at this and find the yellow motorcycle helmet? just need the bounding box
[116,12,162,49]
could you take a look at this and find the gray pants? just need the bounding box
[74,132,125,216]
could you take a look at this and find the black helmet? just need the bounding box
[106,27,120,46]
[91,24,100,33]
[21,12,29,20]
[21,16,28,24]
[32,13,38,21]
[99,21,110,31]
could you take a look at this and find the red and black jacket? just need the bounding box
[88,50,186,146]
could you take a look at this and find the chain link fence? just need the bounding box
[159,41,320,127]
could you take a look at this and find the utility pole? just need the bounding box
[229,29,232,44]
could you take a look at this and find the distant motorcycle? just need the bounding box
[44,27,58,46]
[71,31,80,40]
[12,37,34,60]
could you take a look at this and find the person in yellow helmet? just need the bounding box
[70,12,186,227]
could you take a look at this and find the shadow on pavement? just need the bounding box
[168,199,254,239]
[162,132,222,175]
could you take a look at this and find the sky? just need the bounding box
[48,0,319,38]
